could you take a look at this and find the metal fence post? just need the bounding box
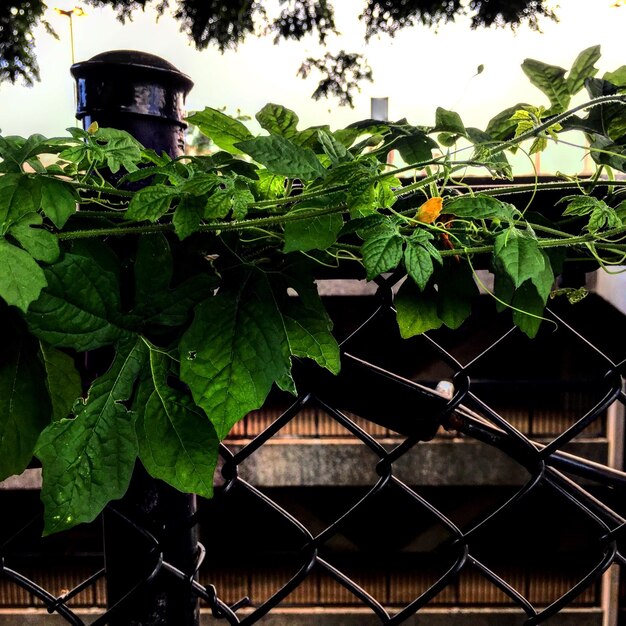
[71,50,199,625]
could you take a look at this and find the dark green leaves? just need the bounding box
[135,348,218,499]
[27,252,128,351]
[180,270,339,439]
[283,205,343,253]
[522,45,601,114]
[361,225,403,280]
[187,107,254,153]
[395,280,442,338]
[0,321,51,481]
[235,135,326,180]
[0,173,41,233]
[126,185,176,222]
[36,335,147,535]
[494,229,545,288]
[39,177,77,228]
[0,239,47,312]
[446,196,512,220]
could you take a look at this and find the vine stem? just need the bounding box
[57,203,348,240]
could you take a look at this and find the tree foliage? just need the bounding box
[2,0,557,104]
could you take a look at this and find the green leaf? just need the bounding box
[126,185,176,222]
[27,252,127,351]
[252,170,286,201]
[92,127,143,174]
[603,66,626,87]
[485,103,530,141]
[179,271,293,439]
[36,335,147,535]
[283,205,343,253]
[521,58,569,114]
[395,280,442,338]
[232,179,254,220]
[394,129,437,165]
[434,107,466,136]
[281,272,340,375]
[512,282,546,338]
[403,239,434,290]
[235,136,326,180]
[0,321,51,480]
[256,103,300,139]
[134,233,172,305]
[7,213,60,263]
[588,203,621,233]
[173,195,204,240]
[361,226,403,280]
[566,45,601,95]
[530,252,555,303]
[317,129,353,164]
[39,342,82,422]
[0,173,41,234]
[135,348,218,499]
[446,195,512,220]
[436,262,478,330]
[39,177,77,228]
[0,239,47,313]
[494,229,545,288]
[187,108,253,154]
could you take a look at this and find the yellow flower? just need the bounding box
[416,197,443,224]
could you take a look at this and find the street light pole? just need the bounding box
[54,6,86,65]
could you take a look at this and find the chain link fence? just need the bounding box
[1,274,625,625]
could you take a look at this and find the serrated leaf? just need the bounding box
[36,335,147,535]
[135,349,218,499]
[27,252,127,351]
[179,271,293,439]
[588,203,621,233]
[494,230,545,288]
[566,45,601,95]
[93,128,143,174]
[39,342,82,422]
[173,195,204,240]
[187,108,253,154]
[361,227,403,280]
[282,275,340,375]
[0,173,41,234]
[485,103,530,141]
[404,240,434,290]
[395,280,442,338]
[283,204,343,253]
[235,136,326,180]
[521,58,569,114]
[317,129,353,164]
[232,179,254,220]
[0,239,47,312]
[7,213,59,263]
[253,170,286,201]
[256,103,299,138]
[126,185,176,222]
[0,321,51,480]
[39,177,77,228]
[446,195,512,220]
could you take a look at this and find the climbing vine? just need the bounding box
[0,46,625,535]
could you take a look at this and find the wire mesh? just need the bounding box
[1,275,625,625]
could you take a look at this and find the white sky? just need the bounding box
[0,0,625,173]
